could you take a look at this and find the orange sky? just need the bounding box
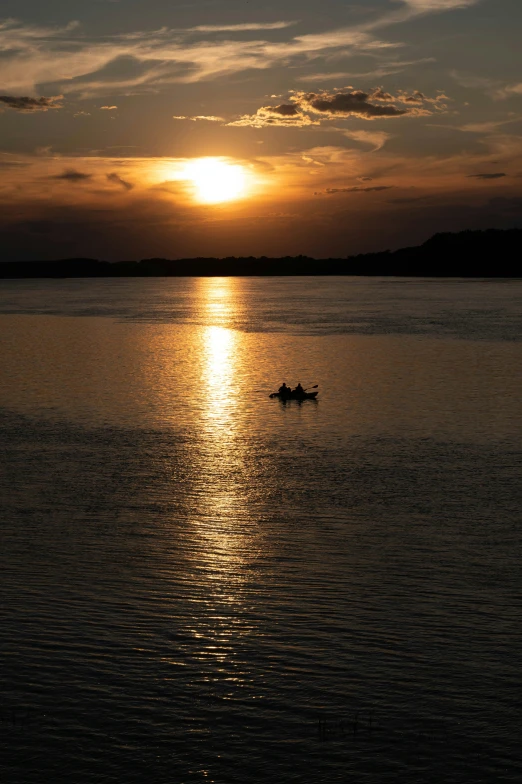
[0,0,521,258]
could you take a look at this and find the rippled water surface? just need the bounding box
[1,277,521,783]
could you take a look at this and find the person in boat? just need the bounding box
[293,382,304,396]
[278,382,290,395]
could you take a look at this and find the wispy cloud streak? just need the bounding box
[187,22,297,32]
[0,1,480,97]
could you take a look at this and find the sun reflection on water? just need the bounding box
[199,278,246,534]
[185,279,265,676]
[203,325,235,423]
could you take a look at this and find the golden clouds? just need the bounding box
[228,87,448,129]
[228,104,317,128]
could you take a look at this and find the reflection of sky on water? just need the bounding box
[0,278,521,444]
[1,277,521,342]
[2,278,522,783]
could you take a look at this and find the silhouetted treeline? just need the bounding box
[0,229,520,278]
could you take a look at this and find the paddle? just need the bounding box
[305,385,318,391]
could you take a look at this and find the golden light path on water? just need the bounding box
[185,278,264,675]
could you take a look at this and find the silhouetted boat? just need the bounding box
[269,391,318,400]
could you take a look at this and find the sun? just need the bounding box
[183,158,247,204]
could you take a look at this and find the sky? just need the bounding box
[1,0,521,260]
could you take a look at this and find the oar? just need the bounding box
[305,385,318,391]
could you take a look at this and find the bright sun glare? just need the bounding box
[183,158,247,204]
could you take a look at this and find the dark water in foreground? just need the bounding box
[1,278,521,783]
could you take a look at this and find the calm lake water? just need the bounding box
[1,277,521,783]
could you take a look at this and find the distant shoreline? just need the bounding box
[0,228,520,278]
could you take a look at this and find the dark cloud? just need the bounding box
[299,90,408,119]
[0,95,63,112]
[265,103,300,117]
[107,172,134,191]
[468,173,506,180]
[234,86,446,129]
[51,169,93,182]
[317,186,394,195]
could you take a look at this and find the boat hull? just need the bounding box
[269,391,318,400]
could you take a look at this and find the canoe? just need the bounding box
[269,391,318,400]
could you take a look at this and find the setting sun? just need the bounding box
[183,158,247,204]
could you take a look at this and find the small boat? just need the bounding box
[269,390,318,400]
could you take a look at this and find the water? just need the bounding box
[1,277,521,783]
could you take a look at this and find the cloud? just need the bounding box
[364,0,481,31]
[0,19,386,96]
[173,114,224,121]
[397,0,480,10]
[0,7,463,98]
[269,104,301,117]
[50,169,93,182]
[372,89,395,102]
[456,117,522,134]
[188,22,297,32]
[450,72,522,101]
[107,172,134,190]
[230,85,445,131]
[228,104,316,128]
[0,94,63,112]
[451,72,497,92]
[467,173,506,180]
[297,90,410,119]
[316,186,393,195]
[0,0,480,100]
[369,87,449,108]
[400,91,426,105]
[299,58,437,83]
[493,83,522,100]
[382,0,481,22]
[343,129,392,151]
